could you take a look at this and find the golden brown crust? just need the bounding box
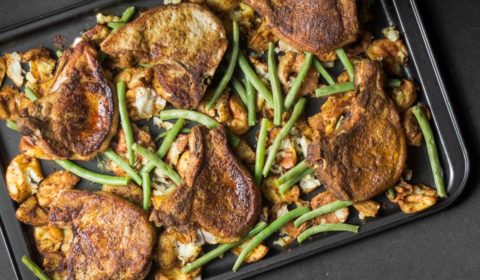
[101,3,228,109]
[245,0,359,54]
[151,125,261,241]
[49,190,156,280]
[307,60,407,202]
[17,40,118,160]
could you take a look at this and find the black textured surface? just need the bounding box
[0,0,479,279]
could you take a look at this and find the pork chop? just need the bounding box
[151,125,261,242]
[100,3,228,109]
[307,60,406,202]
[17,40,118,160]
[49,190,156,280]
[245,0,359,54]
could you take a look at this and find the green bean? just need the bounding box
[138,63,153,68]
[207,20,240,110]
[255,118,269,185]
[182,221,268,274]
[142,119,185,174]
[21,256,51,280]
[315,82,355,97]
[232,206,310,271]
[278,168,313,195]
[231,77,248,105]
[56,160,130,185]
[108,22,125,29]
[120,6,136,22]
[411,105,447,197]
[25,87,39,101]
[386,187,396,199]
[158,110,240,147]
[297,223,359,243]
[262,98,306,177]
[313,58,336,86]
[132,144,182,185]
[294,200,353,228]
[246,79,256,126]
[141,171,152,211]
[238,52,274,107]
[103,148,142,185]
[275,160,309,186]
[335,48,354,81]
[117,81,135,166]
[6,120,17,130]
[284,53,313,110]
[268,42,283,126]
[154,128,190,142]
[386,79,401,88]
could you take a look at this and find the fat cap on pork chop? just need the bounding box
[17,40,118,160]
[245,0,359,54]
[100,3,228,109]
[49,190,156,280]
[307,60,407,202]
[151,125,261,242]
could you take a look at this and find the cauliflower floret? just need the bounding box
[232,238,269,263]
[6,154,44,203]
[278,52,320,97]
[353,200,381,220]
[390,182,438,214]
[299,173,321,194]
[261,176,300,204]
[16,196,48,226]
[5,52,24,87]
[34,225,64,255]
[0,86,31,120]
[271,203,308,247]
[366,38,408,76]
[96,13,121,24]
[310,191,349,225]
[390,79,417,112]
[402,108,423,147]
[382,26,400,42]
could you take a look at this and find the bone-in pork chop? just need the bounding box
[49,190,156,280]
[17,40,118,160]
[307,60,406,202]
[100,3,228,109]
[245,0,359,54]
[151,125,261,242]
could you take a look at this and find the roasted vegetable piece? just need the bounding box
[6,154,44,203]
[0,86,31,121]
[34,225,64,255]
[402,108,423,146]
[310,191,349,225]
[261,176,300,204]
[390,182,438,214]
[102,183,143,206]
[16,196,48,226]
[366,38,408,76]
[37,170,79,207]
[232,239,269,263]
[353,200,381,219]
[390,79,417,112]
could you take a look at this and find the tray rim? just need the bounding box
[0,0,470,279]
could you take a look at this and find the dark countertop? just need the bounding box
[0,0,479,279]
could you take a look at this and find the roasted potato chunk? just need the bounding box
[16,196,48,226]
[391,182,438,214]
[37,171,79,207]
[353,200,381,219]
[310,190,349,225]
[261,176,300,204]
[6,154,44,203]
[102,183,143,206]
[232,238,269,263]
[0,86,31,121]
[156,229,202,270]
[366,38,408,76]
[165,134,189,166]
[248,20,277,53]
[111,124,156,171]
[34,225,64,255]
[402,108,423,146]
[391,79,417,112]
[235,139,256,165]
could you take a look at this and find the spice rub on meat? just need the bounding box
[17,40,118,160]
[307,60,407,202]
[151,125,261,242]
[49,190,156,280]
[100,3,228,109]
[245,0,359,54]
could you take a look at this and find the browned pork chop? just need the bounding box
[307,60,406,202]
[245,0,359,54]
[100,3,228,109]
[151,125,261,242]
[49,190,156,280]
[17,40,117,160]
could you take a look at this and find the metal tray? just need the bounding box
[0,0,470,279]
